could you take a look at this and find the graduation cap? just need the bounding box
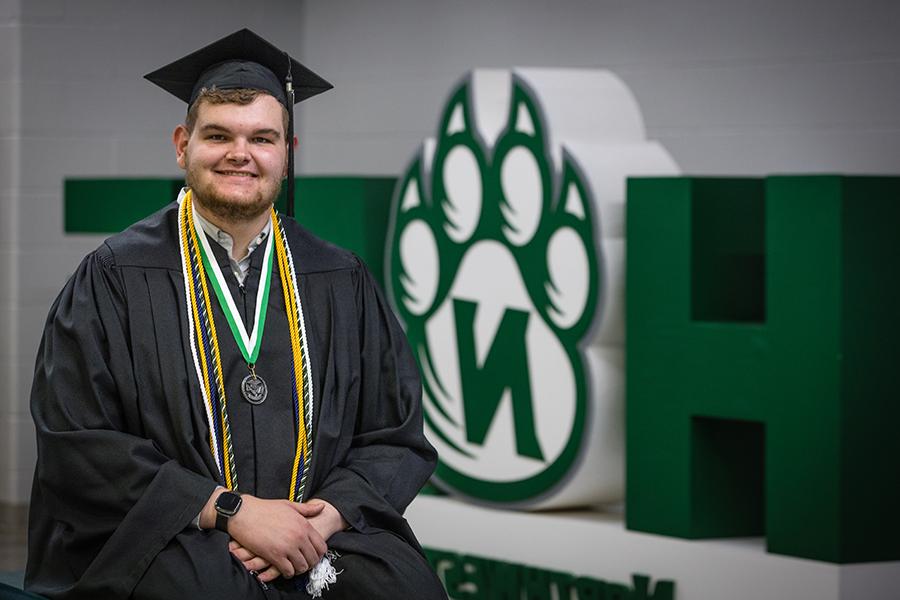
[144,28,332,217]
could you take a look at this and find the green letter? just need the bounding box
[454,299,543,460]
[626,176,900,562]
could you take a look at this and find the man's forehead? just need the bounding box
[192,94,287,134]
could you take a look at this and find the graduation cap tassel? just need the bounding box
[285,55,296,218]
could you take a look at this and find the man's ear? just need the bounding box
[173,124,190,170]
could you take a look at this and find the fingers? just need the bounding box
[274,555,298,580]
[242,556,271,572]
[285,551,309,580]
[298,535,325,573]
[276,532,324,579]
[292,501,326,518]
[229,542,256,563]
[232,541,321,581]
[226,498,328,582]
[260,538,324,579]
[310,530,328,560]
[257,565,283,584]
[229,543,271,572]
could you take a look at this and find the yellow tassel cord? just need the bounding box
[181,193,235,489]
[272,209,309,501]
[179,199,218,465]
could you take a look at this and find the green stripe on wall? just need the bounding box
[64,176,398,287]
[293,177,397,286]
[64,178,184,234]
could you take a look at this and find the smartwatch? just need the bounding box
[214,490,242,533]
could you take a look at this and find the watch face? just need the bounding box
[216,492,242,516]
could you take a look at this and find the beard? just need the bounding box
[184,161,283,224]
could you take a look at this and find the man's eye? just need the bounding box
[206,134,226,141]
[253,137,274,144]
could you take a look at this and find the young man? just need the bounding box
[26,29,446,600]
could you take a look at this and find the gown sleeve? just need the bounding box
[311,261,437,543]
[26,244,218,599]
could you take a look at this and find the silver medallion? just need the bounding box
[241,372,268,405]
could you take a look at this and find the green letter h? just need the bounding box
[626,176,900,563]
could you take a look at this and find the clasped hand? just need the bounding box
[226,496,328,583]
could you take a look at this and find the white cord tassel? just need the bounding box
[306,551,341,597]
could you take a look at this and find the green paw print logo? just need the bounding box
[387,70,677,506]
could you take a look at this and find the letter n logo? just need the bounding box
[454,299,542,461]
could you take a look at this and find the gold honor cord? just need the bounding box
[179,196,229,485]
[275,213,317,500]
[189,205,238,489]
[275,219,308,498]
[178,190,313,500]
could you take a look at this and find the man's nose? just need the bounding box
[226,139,250,163]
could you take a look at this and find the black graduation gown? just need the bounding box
[24,203,444,599]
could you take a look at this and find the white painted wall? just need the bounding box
[2,0,899,506]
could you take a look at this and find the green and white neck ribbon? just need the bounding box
[192,208,275,368]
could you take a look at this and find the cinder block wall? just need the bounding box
[1,0,24,507]
[2,0,900,504]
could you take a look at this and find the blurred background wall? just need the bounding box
[2,0,899,507]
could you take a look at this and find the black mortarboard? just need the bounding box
[144,28,332,216]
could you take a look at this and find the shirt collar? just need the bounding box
[192,208,271,263]
[179,187,272,284]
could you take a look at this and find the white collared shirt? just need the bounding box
[187,193,272,286]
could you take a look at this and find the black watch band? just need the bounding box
[214,491,242,533]
[215,511,229,533]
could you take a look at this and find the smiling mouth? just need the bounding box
[216,170,258,178]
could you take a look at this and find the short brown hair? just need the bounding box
[184,87,290,135]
